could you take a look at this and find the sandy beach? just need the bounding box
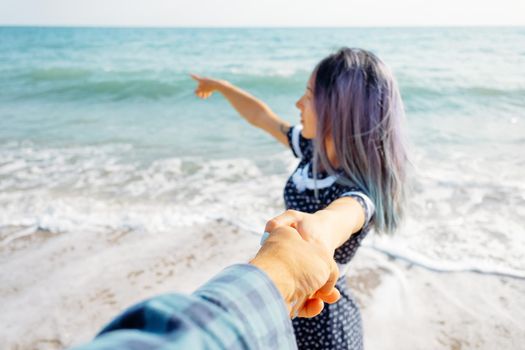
[1,220,523,350]
[1,25,524,350]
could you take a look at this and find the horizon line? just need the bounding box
[1,24,524,29]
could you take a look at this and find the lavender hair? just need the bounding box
[312,48,408,234]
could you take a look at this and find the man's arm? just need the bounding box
[73,226,339,350]
[73,264,296,350]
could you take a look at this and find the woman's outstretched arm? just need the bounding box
[264,197,367,252]
[191,74,291,146]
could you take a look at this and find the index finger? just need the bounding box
[314,287,340,304]
[190,73,201,81]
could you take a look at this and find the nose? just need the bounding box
[295,96,303,110]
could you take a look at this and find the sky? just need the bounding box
[0,0,524,27]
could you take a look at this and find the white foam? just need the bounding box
[0,142,291,242]
[363,235,525,280]
[1,139,523,272]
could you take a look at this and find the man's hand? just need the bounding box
[250,226,340,319]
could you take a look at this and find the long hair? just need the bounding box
[312,48,408,234]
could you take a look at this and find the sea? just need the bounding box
[1,26,524,276]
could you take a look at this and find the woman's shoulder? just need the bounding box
[286,125,313,160]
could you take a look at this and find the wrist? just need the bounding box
[215,79,232,93]
[250,256,295,307]
[312,210,338,251]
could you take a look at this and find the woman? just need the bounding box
[192,47,407,349]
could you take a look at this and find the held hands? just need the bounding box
[265,209,337,254]
[190,74,225,99]
[251,225,340,319]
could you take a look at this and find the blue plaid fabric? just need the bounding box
[73,264,297,350]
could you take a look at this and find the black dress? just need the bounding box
[284,125,375,350]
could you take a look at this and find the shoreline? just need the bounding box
[1,222,524,349]
[347,250,525,349]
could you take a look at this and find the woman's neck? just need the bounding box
[325,137,340,169]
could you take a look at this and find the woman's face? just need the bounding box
[295,73,317,139]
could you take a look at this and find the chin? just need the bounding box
[301,129,315,140]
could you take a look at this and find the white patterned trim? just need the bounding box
[291,163,339,192]
[291,125,303,159]
[340,191,375,223]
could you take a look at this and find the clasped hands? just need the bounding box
[250,210,340,319]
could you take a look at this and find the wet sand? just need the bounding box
[1,221,524,349]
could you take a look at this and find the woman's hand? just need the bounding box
[265,197,365,253]
[264,209,337,254]
[190,74,226,99]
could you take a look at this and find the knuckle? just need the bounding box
[265,219,279,230]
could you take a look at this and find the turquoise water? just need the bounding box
[1,27,524,270]
[2,27,524,157]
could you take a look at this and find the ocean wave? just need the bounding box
[0,141,290,237]
[400,84,525,99]
[0,140,524,271]
[17,78,187,101]
[25,67,93,82]
[7,64,524,104]
[363,240,525,280]
[3,67,310,102]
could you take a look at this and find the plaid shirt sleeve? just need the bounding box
[72,264,297,350]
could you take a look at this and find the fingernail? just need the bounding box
[260,231,270,246]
